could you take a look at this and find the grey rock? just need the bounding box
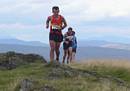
[19,79,57,91]
[20,79,34,91]
[0,51,46,70]
[41,84,56,91]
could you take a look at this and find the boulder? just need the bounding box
[0,51,46,70]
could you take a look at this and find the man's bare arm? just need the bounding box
[46,16,51,29]
[61,17,67,30]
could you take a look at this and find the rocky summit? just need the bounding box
[0,51,46,70]
[0,52,130,91]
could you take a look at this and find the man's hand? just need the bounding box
[46,24,49,29]
[61,17,67,30]
[65,41,69,44]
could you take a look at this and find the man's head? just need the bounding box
[52,6,59,15]
[68,27,73,34]
[68,27,75,35]
[68,27,72,31]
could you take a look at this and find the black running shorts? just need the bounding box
[63,41,72,50]
[49,32,63,42]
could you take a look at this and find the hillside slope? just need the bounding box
[0,53,130,91]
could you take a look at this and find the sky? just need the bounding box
[0,0,130,44]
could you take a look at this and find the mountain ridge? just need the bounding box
[0,38,48,47]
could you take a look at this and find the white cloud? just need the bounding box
[1,0,130,21]
[0,0,130,43]
[0,23,41,30]
[62,0,130,21]
[75,26,130,39]
[0,23,49,43]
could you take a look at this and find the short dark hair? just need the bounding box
[68,27,73,30]
[52,6,59,10]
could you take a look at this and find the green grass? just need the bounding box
[70,61,130,85]
[0,62,48,91]
[0,60,130,91]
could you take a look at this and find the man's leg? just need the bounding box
[72,48,76,62]
[62,50,67,63]
[49,40,56,62]
[67,50,70,64]
[68,47,73,63]
[72,52,76,62]
[55,42,61,62]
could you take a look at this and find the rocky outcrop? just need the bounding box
[0,51,46,70]
[46,62,128,87]
[17,79,57,91]
[14,62,129,91]
[45,62,98,80]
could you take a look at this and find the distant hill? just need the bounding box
[0,44,49,60]
[1,44,130,61]
[1,39,130,50]
[76,47,130,60]
[78,40,109,47]
[0,39,48,47]
[78,40,130,50]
